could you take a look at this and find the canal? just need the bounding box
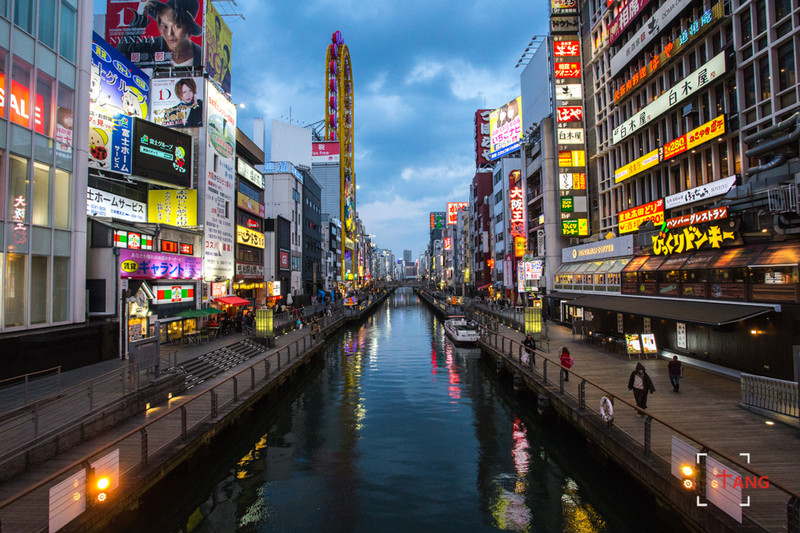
[122,287,675,532]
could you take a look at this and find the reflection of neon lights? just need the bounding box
[12,195,27,245]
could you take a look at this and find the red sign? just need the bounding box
[666,207,728,229]
[210,282,226,298]
[608,0,652,45]
[554,62,581,78]
[447,202,469,225]
[246,217,259,229]
[444,237,452,250]
[279,250,290,270]
[554,40,580,57]
[557,106,583,122]
[311,140,340,163]
[618,199,665,234]
[161,240,178,253]
[508,170,525,238]
[475,109,491,166]
[179,243,193,255]
[0,74,46,134]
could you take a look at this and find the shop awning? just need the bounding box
[682,250,720,269]
[555,262,582,274]
[640,255,667,271]
[607,258,632,273]
[712,245,766,269]
[570,294,778,326]
[175,309,206,318]
[622,256,648,272]
[545,291,584,301]
[658,255,690,271]
[214,295,251,306]
[748,242,800,268]
[584,261,605,273]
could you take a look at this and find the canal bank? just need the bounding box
[415,289,800,533]
[0,289,394,532]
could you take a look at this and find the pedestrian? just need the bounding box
[627,362,656,413]
[522,333,536,366]
[560,346,573,381]
[668,355,682,392]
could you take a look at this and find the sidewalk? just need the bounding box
[495,317,800,495]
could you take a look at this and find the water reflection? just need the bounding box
[127,288,672,533]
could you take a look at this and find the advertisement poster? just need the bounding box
[106,0,204,68]
[90,32,150,174]
[203,82,237,280]
[151,77,204,127]
[489,96,523,160]
[131,118,191,187]
[204,0,232,94]
[311,141,341,164]
[625,334,642,354]
[147,189,197,226]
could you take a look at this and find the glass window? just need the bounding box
[32,162,50,226]
[8,155,29,222]
[53,169,70,229]
[53,256,69,322]
[38,0,58,48]
[36,70,54,136]
[744,64,756,108]
[55,83,74,168]
[740,11,752,44]
[58,2,76,62]
[30,255,49,324]
[13,0,33,33]
[776,0,792,20]
[759,57,771,102]
[5,253,27,327]
[11,58,32,130]
[778,42,796,92]
[755,0,767,34]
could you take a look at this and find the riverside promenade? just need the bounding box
[470,301,800,533]
[0,291,391,532]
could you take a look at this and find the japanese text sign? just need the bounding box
[119,249,202,279]
[618,199,665,234]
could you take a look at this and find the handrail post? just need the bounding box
[543,360,548,383]
[140,428,148,467]
[559,370,565,394]
[33,403,39,439]
[644,416,652,457]
[250,367,256,390]
[579,380,586,409]
[787,495,799,533]
[211,390,217,419]
[181,406,187,439]
[233,377,238,402]
[265,359,271,378]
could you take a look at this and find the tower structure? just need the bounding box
[324,30,356,283]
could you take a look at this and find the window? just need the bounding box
[5,254,27,327]
[38,0,58,48]
[36,70,55,137]
[8,156,29,224]
[778,42,796,92]
[53,256,69,322]
[14,0,34,33]
[744,64,756,108]
[30,256,50,324]
[53,169,70,229]
[32,163,50,226]
[755,0,767,34]
[11,58,33,130]
[776,0,792,20]
[759,57,771,102]
[740,11,752,45]
[59,2,77,62]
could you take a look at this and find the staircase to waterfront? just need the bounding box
[181,339,266,389]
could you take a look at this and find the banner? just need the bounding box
[106,0,205,68]
[147,189,197,226]
[119,249,202,279]
[150,77,204,128]
[204,0,232,94]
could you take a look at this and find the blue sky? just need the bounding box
[94,0,549,259]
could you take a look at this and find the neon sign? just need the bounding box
[12,195,27,245]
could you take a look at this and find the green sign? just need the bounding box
[561,196,574,212]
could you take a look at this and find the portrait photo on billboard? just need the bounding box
[205,1,232,94]
[106,0,204,68]
[131,117,192,188]
[151,76,204,127]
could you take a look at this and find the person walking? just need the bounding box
[628,362,656,413]
[560,346,573,382]
[522,334,536,366]
[668,356,682,392]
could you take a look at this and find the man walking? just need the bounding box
[668,356,682,392]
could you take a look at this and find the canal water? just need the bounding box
[124,288,675,532]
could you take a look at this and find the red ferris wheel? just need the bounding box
[324,30,355,281]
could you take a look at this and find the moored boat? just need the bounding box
[444,315,480,345]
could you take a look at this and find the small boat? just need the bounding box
[444,315,480,345]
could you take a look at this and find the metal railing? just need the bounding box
[478,326,800,532]
[0,366,62,411]
[741,372,799,421]
[0,313,349,532]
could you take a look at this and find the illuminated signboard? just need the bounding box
[113,230,153,250]
[446,202,469,225]
[161,240,179,254]
[560,173,587,190]
[11,195,27,245]
[210,282,227,297]
[608,0,652,45]
[147,189,197,226]
[561,197,574,212]
[475,109,492,166]
[514,236,526,258]
[614,3,724,104]
[153,285,195,304]
[279,249,290,270]
[237,158,264,189]
[610,0,695,77]
[551,15,579,34]
[551,0,578,15]
[311,141,341,164]
[561,219,588,236]
[612,52,726,145]
[556,106,583,122]
[557,128,584,144]
[666,206,728,230]
[614,149,660,183]
[553,40,580,57]
[665,176,737,210]
[554,84,582,101]
[150,76,205,128]
[87,187,147,222]
[119,249,201,279]
[508,170,525,257]
[131,118,192,187]
[180,243,194,255]
[489,96,523,160]
[444,237,452,250]
[618,199,665,234]
[0,74,45,134]
[205,0,233,93]
[236,225,265,249]
[554,62,581,78]
[652,223,736,255]
[558,151,585,167]
[430,211,445,230]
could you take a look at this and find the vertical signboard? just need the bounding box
[204,82,236,280]
[446,203,469,225]
[553,34,588,236]
[489,97,523,160]
[205,0,233,94]
[475,109,491,166]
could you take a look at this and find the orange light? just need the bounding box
[681,465,693,477]
[683,479,694,489]
[97,477,110,490]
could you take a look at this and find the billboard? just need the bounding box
[106,0,204,68]
[131,118,192,187]
[147,189,197,226]
[608,0,652,46]
[475,109,491,166]
[612,52,726,145]
[618,199,665,234]
[87,187,147,222]
[311,141,341,163]
[430,212,445,230]
[90,32,150,174]
[447,202,469,225]
[150,76,204,127]
[204,0,232,94]
[489,96,523,160]
[203,81,237,280]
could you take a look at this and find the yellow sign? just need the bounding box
[236,225,264,249]
[121,260,138,273]
[558,150,585,167]
[514,236,526,257]
[147,189,197,226]
[652,224,735,255]
[614,149,659,183]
